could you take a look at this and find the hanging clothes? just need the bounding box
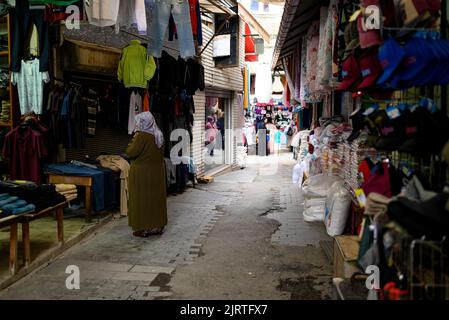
[10,0,50,72]
[117,40,157,89]
[2,126,48,184]
[11,58,50,115]
[83,0,120,27]
[169,0,202,46]
[148,0,195,59]
[128,91,143,135]
[115,0,147,35]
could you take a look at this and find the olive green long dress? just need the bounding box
[126,132,167,231]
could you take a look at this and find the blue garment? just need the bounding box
[148,0,195,59]
[0,193,10,200]
[2,200,28,211]
[195,0,202,46]
[275,131,282,145]
[0,196,19,207]
[13,204,36,215]
[45,163,105,212]
[60,91,73,148]
[95,167,119,211]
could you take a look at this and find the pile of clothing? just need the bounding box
[96,155,130,216]
[0,193,35,217]
[0,180,66,216]
[1,100,10,123]
[55,184,78,202]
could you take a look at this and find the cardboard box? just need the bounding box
[333,235,362,278]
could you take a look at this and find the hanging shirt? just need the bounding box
[128,91,142,135]
[11,59,50,115]
[2,127,48,184]
[84,0,120,27]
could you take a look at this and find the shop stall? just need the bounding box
[276,0,449,300]
[0,0,205,282]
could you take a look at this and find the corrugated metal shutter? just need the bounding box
[65,125,130,161]
[193,92,206,176]
[205,88,232,99]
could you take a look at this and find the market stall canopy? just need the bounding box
[245,23,258,62]
[271,0,329,70]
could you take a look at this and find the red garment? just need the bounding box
[2,127,48,184]
[358,159,372,183]
[189,0,198,36]
[174,97,183,117]
[362,163,392,198]
[143,90,150,112]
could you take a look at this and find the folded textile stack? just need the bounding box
[365,193,391,217]
[0,193,36,217]
[55,184,78,202]
[1,100,10,123]
[0,181,67,212]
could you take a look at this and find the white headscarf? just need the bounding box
[134,112,164,149]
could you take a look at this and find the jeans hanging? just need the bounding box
[148,0,195,59]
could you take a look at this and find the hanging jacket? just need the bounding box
[117,40,157,89]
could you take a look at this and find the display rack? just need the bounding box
[0,13,13,128]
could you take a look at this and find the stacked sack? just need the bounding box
[324,180,352,236]
[55,184,77,202]
[0,193,35,217]
[302,174,339,222]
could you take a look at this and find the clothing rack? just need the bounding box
[53,77,82,87]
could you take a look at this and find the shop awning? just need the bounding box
[271,0,329,70]
[200,0,237,16]
[245,23,258,62]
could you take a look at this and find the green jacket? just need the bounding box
[117,40,156,89]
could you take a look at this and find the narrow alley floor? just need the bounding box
[0,153,333,300]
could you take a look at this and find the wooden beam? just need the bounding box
[238,3,271,43]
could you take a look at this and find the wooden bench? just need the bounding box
[1,201,67,275]
[47,174,93,222]
[0,214,23,275]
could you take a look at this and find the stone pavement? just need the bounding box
[0,187,241,300]
[0,152,333,300]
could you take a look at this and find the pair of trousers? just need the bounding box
[148,0,195,59]
[11,0,50,72]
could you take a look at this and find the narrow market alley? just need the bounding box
[0,154,333,300]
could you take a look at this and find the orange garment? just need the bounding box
[143,90,150,112]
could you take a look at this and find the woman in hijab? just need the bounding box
[126,112,167,237]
